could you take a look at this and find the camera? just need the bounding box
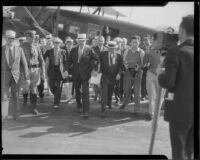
[155,31,179,50]
[128,64,140,78]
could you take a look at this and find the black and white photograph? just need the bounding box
[2,2,196,159]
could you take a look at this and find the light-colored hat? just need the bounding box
[77,34,88,40]
[106,41,118,49]
[65,36,73,42]
[25,30,36,38]
[46,34,52,39]
[53,37,62,43]
[5,30,16,38]
[114,37,123,43]
[18,37,26,41]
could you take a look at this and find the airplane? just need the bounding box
[10,6,158,43]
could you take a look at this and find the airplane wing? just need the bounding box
[90,7,127,17]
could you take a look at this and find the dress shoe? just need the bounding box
[119,104,126,110]
[83,113,89,119]
[146,114,153,121]
[53,105,59,109]
[101,112,105,118]
[32,109,39,115]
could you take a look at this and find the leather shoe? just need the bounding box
[119,104,126,110]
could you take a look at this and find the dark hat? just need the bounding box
[25,30,36,38]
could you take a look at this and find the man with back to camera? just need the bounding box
[1,30,30,120]
[65,33,99,119]
[157,15,194,159]
[120,35,145,115]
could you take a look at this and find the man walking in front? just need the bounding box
[1,30,30,120]
[66,34,99,118]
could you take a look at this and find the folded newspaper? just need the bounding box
[90,73,102,85]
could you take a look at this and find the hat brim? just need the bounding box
[105,45,118,49]
[5,35,15,38]
[76,38,88,40]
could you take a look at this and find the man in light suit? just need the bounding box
[1,30,30,120]
[66,34,99,118]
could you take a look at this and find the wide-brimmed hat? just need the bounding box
[53,37,62,43]
[46,34,52,39]
[18,37,26,41]
[77,34,88,40]
[25,30,36,38]
[106,41,118,49]
[5,30,16,38]
[65,36,73,42]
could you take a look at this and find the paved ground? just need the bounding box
[2,89,171,158]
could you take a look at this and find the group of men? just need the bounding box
[1,14,194,159]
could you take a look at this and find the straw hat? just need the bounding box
[77,34,88,40]
[5,30,16,38]
[106,41,118,49]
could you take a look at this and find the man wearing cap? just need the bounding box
[61,36,74,102]
[18,37,26,46]
[120,35,145,115]
[66,34,99,118]
[43,37,66,109]
[21,30,45,115]
[1,30,30,120]
[99,41,122,117]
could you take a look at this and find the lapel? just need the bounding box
[74,46,79,63]
[3,46,10,66]
[13,46,19,66]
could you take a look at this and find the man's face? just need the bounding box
[40,39,46,46]
[78,39,86,47]
[5,37,15,46]
[178,26,185,43]
[144,38,151,47]
[53,42,60,48]
[98,37,105,46]
[66,41,73,48]
[26,36,35,44]
[131,39,140,49]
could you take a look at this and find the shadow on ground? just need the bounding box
[2,95,153,139]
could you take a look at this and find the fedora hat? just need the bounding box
[25,30,36,38]
[65,36,73,42]
[18,37,26,41]
[106,41,118,49]
[5,30,16,38]
[77,34,88,40]
[53,37,62,43]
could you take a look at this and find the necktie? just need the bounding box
[78,47,83,63]
[9,47,14,67]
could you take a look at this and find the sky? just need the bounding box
[60,2,194,32]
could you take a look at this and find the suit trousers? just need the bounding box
[123,71,142,111]
[169,122,193,159]
[37,78,44,98]
[74,73,90,114]
[100,77,114,112]
[48,66,63,106]
[141,68,148,98]
[1,76,20,118]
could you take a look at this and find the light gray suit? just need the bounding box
[1,45,29,118]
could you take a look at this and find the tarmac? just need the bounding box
[2,88,171,158]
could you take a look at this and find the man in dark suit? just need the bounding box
[66,34,99,118]
[1,30,30,120]
[157,15,194,159]
[43,37,66,109]
[99,41,122,117]
[91,36,107,101]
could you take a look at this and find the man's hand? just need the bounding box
[91,70,98,77]
[156,65,165,75]
[64,71,69,78]
[116,74,121,80]
[26,80,31,86]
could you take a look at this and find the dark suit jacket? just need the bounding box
[92,45,108,71]
[66,45,99,81]
[1,45,29,85]
[100,51,122,85]
[43,48,66,80]
[158,39,194,123]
